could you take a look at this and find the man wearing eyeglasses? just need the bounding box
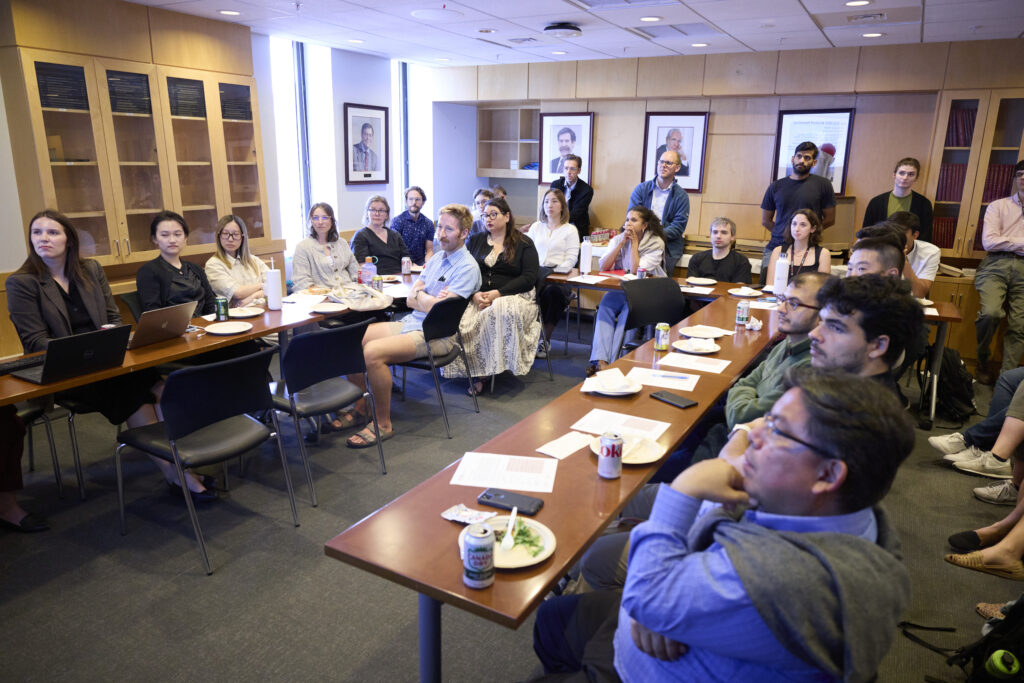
[974,159,1024,384]
[534,367,914,682]
[352,122,378,172]
[628,151,690,273]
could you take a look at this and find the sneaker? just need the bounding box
[943,445,988,464]
[954,452,1013,479]
[973,480,1019,505]
[929,432,967,455]
[536,339,549,359]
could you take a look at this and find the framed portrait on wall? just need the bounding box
[771,108,855,196]
[641,112,709,192]
[539,112,594,185]
[344,103,389,185]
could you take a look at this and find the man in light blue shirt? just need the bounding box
[345,204,481,448]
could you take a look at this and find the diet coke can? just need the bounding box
[636,268,647,279]
[401,256,412,275]
[463,523,495,589]
[598,432,623,479]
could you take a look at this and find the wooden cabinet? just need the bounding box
[930,276,981,361]
[477,105,540,179]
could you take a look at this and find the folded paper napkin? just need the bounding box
[582,367,634,393]
[745,316,763,331]
[734,286,760,297]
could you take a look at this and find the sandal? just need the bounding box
[326,410,364,432]
[346,425,394,449]
[468,380,484,396]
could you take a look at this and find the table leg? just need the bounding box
[277,328,291,383]
[418,593,441,683]
[921,321,949,430]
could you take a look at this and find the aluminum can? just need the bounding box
[654,322,671,351]
[372,275,383,291]
[597,432,623,479]
[401,256,412,275]
[215,296,229,321]
[463,523,495,589]
[636,268,647,279]
[735,299,750,326]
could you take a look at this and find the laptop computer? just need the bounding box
[12,324,132,385]
[127,300,198,349]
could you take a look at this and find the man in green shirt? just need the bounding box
[862,157,935,242]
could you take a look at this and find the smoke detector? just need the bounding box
[544,22,583,38]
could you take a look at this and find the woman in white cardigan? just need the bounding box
[525,189,580,355]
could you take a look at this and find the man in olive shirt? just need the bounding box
[862,157,934,243]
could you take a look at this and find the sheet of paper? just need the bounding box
[536,431,593,460]
[568,274,607,284]
[680,286,714,295]
[749,301,778,310]
[625,367,699,392]
[449,452,558,493]
[924,306,939,316]
[657,352,732,374]
[570,408,671,441]
[282,293,327,306]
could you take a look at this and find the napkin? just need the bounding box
[745,316,763,331]
[582,367,634,393]
[733,286,761,296]
[686,338,719,352]
[681,325,735,337]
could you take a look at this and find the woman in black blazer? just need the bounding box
[136,210,217,315]
[441,198,542,395]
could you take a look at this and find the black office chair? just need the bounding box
[272,320,385,508]
[616,277,689,358]
[398,296,478,438]
[113,346,298,574]
[16,398,65,497]
[535,266,555,381]
[119,291,143,323]
[53,396,91,500]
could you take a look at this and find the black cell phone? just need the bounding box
[477,488,544,516]
[650,390,698,410]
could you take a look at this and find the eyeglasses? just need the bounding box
[220,232,242,240]
[483,211,502,220]
[368,208,388,215]
[764,413,832,459]
[311,216,331,223]
[657,160,680,167]
[775,295,821,312]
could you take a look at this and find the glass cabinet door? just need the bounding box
[967,92,1024,258]
[164,75,219,245]
[219,82,265,239]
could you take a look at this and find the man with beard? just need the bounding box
[390,186,434,265]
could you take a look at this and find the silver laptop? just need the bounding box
[127,301,198,349]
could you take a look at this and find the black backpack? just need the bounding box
[935,348,976,423]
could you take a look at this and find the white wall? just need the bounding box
[0,74,27,272]
[431,102,485,214]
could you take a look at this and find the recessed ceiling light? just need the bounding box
[478,28,496,34]
[435,57,450,62]
[218,9,240,16]
[845,0,871,6]
[640,16,661,22]
[862,32,884,38]
[691,42,709,47]
[348,39,364,44]
[552,51,567,55]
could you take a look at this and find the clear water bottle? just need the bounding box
[772,250,789,294]
[359,257,377,285]
[580,236,593,275]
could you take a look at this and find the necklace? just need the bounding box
[788,244,811,279]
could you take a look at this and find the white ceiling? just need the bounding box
[127,0,1024,66]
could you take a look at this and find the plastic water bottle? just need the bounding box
[580,236,593,275]
[359,257,377,285]
[772,250,789,294]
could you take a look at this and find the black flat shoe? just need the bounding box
[948,530,983,553]
[168,481,218,503]
[0,513,50,533]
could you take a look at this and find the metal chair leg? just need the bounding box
[66,411,86,500]
[291,411,318,507]
[40,415,63,498]
[171,448,212,575]
[429,365,451,438]
[364,390,387,475]
[270,412,300,528]
[114,444,128,536]
[458,333,479,415]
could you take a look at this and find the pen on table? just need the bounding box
[653,372,692,380]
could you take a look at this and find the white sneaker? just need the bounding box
[973,480,1019,506]
[929,432,967,455]
[942,445,987,464]
[536,339,549,359]
[954,452,1013,479]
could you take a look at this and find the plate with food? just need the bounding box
[458,516,556,569]
[728,286,761,297]
[673,338,721,354]
[380,274,402,283]
[228,306,263,318]
[916,298,934,307]
[312,302,348,314]
[678,325,726,339]
[685,276,716,286]
[588,435,664,465]
[204,321,253,335]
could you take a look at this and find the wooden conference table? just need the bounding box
[324,295,779,682]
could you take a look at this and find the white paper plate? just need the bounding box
[917,298,934,307]
[678,325,726,339]
[587,378,643,396]
[728,287,761,297]
[458,516,556,569]
[589,435,664,465]
[204,321,253,335]
[380,275,402,283]
[685,276,716,286]
[312,302,348,314]
[672,339,721,354]
[228,306,263,318]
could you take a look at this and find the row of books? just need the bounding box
[944,108,977,147]
[982,164,1017,203]
[933,216,957,249]
[936,163,968,201]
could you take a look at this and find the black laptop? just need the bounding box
[12,324,132,384]
[127,300,198,349]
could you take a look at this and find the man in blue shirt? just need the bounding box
[345,204,481,448]
[534,368,913,682]
[391,185,434,265]
[628,150,690,273]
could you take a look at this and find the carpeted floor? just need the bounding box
[1,320,1020,682]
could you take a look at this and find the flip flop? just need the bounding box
[346,425,394,449]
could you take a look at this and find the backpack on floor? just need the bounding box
[935,348,976,423]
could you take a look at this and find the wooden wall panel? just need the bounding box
[149,7,253,75]
[588,100,647,230]
[645,98,710,112]
[828,198,858,247]
[945,40,1024,90]
[698,203,770,242]
[708,97,778,135]
[779,95,857,111]
[576,59,637,99]
[478,63,528,101]
[856,43,948,93]
[684,194,702,236]
[776,47,859,95]
[540,100,589,113]
[0,289,18,359]
[528,61,577,100]
[6,0,151,62]
[636,56,704,98]
[701,134,775,205]
[432,66,477,101]
[703,52,778,97]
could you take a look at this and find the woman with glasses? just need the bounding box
[205,215,269,306]
[351,195,410,276]
[764,208,832,289]
[442,197,541,395]
[292,202,359,291]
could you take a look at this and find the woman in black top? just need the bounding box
[136,211,218,315]
[351,195,410,275]
[441,198,541,395]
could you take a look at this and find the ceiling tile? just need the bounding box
[683,0,809,21]
[925,0,1024,22]
[923,18,1024,41]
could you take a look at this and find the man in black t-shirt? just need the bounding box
[686,217,751,284]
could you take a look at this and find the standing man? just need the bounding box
[352,122,378,172]
[862,157,934,243]
[391,186,434,266]
[686,217,751,283]
[628,150,690,274]
[550,127,576,174]
[761,141,836,278]
[655,128,689,176]
[551,154,593,239]
[975,160,1024,384]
